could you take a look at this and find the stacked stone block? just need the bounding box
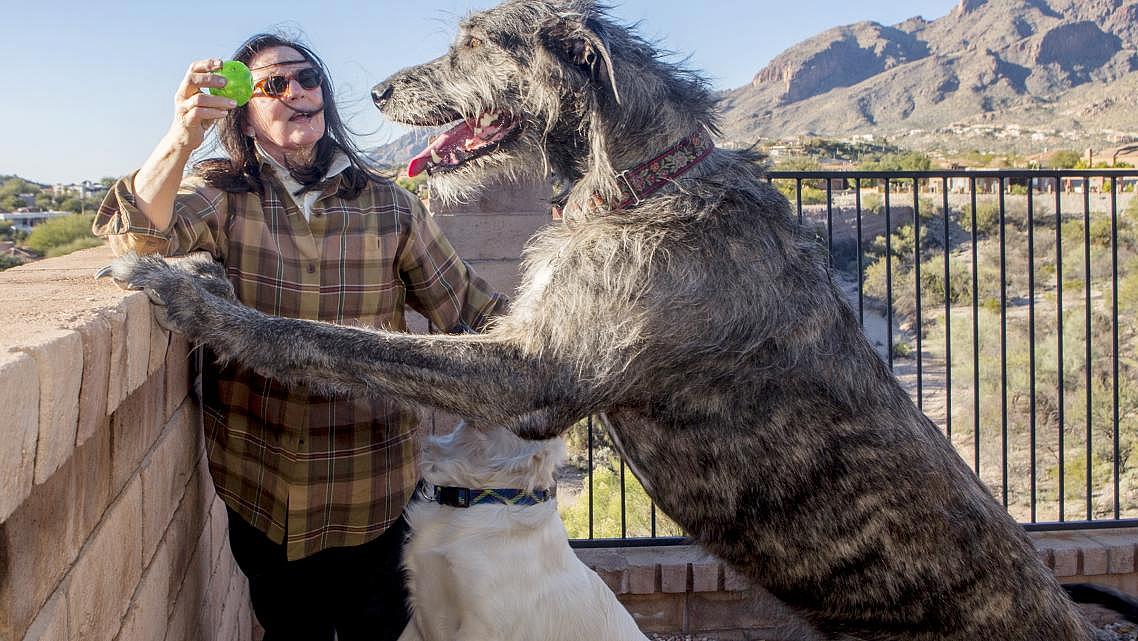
[0,247,251,641]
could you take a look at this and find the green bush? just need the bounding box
[1086,215,1136,250]
[867,224,937,267]
[862,251,970,321]
[919,257,973,307]
[862,255,891,302]
[858,152,932,172]
[0,255,24,271]
[773,156,821,171]
[395,173,428,197]
[24,214,97,255]
[960,202,1001,237]
[1048,149,1083,169]
[1115,256,1138,315]
[860,192,884,214]
[893,341,913,358]
[559,464,683,539]
[775,181,828,206]
[0,221,25,242]
[918,197,944,221]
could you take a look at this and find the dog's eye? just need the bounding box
[468,37,483,49]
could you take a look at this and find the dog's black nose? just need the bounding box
[372,82,394,107]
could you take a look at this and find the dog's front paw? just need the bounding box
[96,253,214,335]
[97,252,175,297]
[179,252,236,301]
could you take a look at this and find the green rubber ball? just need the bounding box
[207,60,253,106]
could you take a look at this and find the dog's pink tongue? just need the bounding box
[407,120,475,177]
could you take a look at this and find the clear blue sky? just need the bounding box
[3,0,953,185]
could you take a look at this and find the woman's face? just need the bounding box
[244,46,326,165]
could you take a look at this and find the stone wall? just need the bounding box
[427,176,552,297]
[0,247,251,641]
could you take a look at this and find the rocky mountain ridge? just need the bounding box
[369,0,1138,164]
[718,0,1138,153]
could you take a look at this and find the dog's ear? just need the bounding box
[542,18,622,105]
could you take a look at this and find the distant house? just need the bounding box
[937,174,998,195]
[52,180,107,200]
[0,210,73,233]
[1032,176,1059,193]
[0,241,38,261]
[1109,143,1138,167]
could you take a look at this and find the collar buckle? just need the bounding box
[437,486,471,508]
[614,170,642,207]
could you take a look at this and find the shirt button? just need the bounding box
[306,264,316,274]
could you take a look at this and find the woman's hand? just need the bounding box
[131,58,238,231]
[169,58,238,151]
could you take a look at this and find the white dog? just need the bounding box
[397,422,649,641]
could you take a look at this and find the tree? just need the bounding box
[1048,149,1082,169]
[858,152,932,172]
[0,178,35,197]
[396,173,428,197]
[774,156,821,171]
[0,194,24,212]
[24,214,97,254]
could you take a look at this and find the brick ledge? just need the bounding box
[577,529,1138,595]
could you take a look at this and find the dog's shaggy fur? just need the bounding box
[108,1,1109,639]
[398,424,647,641]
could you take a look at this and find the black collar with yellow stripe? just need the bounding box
[416,480,553,508]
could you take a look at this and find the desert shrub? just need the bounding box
[919,258,973,307]
[893,341,913,358]
[559,464,683,539]
[960,202,1001,237]
[860,192,884,214]
[775,181,828,206]
[866,224,939,268]
[918,196,945,221]
[24,214,97,255]
[1086,215,1136,251]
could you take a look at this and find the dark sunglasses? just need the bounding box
[253,67,323,98]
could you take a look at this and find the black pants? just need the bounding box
[226,508,411,641]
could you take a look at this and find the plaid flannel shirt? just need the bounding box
[94,163,506,560]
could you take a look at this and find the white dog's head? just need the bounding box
[420,422,566,492]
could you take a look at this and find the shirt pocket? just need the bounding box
[321,203,405,328]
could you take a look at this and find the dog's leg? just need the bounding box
[104,254,595,435]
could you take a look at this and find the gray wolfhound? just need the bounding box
[108,1,1117,639]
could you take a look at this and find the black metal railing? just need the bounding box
[564,169,1138,545]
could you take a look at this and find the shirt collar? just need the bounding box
[255,142,352,195]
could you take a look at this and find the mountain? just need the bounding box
[718,0,1138,153]
[368,0,1138,163]
[366,128,442,169]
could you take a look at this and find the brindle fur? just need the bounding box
[109,2,1102,639]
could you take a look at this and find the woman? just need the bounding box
[94,34,506,641]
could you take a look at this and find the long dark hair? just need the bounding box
[194,33,377,197]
